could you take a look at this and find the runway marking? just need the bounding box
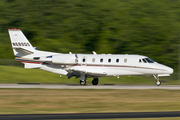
[0,111,180,120]
[0,84,180,89]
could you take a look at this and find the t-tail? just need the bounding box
[8,28,35,57]
[8,28,41,69]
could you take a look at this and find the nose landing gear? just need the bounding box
[156,80,161,86]
[153,74,161,86]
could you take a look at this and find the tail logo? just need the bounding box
[12,42,30,47]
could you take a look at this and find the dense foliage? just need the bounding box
[0,0,179,71]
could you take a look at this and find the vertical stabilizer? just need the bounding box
[8,28,35,57]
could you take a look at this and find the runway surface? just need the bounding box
[0,84,180,89]
[1,111,180,120]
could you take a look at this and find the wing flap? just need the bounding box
[158,74,170,77]
[66,68,107,77]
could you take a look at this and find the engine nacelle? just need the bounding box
[52,54,78,65]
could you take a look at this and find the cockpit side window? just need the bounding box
[142,59,147,63]
[145,58,154,63]
[139,59,142,63]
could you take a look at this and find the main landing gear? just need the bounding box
[153,74,161,86]
[80,80,86,85]
[79,74,87,85]
[92,78,99,85]
[79,78,99,85]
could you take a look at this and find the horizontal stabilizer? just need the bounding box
[13,47,34,56]
[25,63,41,69]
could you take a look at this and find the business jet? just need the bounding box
[8,28,173,86]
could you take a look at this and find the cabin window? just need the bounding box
[142,59,147,63]
[116,59,119,63]
[92,58,95,62]
[100,58,103,62]
[139,59,142,63]
[108,59,111,63]
[124,58,127,63]
[82,58,86,62]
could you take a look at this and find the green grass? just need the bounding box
[0,65,179,85]
[0,89,180,114]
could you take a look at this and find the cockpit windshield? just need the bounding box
[145,58,154,63]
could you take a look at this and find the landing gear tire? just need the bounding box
[153,74,161,86]
[80,80,86,85]
[92,78,99,85]
[156,81,161,86]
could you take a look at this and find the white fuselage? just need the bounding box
[16,50,173,78]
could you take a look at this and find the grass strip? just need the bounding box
[0,89,179,114]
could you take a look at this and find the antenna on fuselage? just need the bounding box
[92,51,97,55]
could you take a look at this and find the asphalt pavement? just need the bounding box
[0,84,180,89]
[1,111,180,120]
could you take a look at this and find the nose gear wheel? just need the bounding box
[153,74,161,86]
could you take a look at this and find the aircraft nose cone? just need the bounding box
[167,67,173,74]
[154,63,174,75]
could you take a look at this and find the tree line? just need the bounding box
[0,0,179,71]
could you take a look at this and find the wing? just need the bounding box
[65,67,107,79]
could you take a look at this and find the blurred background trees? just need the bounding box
[0,0,180,71]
